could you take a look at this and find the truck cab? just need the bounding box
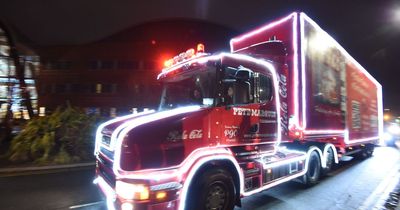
[94,45,313,210]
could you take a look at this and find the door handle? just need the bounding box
[250,124,259,133]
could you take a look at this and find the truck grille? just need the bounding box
[101,135,111,147]
[100,147,114,161]
[98,158,116,187]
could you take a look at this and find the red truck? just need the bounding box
[94,12,383,210]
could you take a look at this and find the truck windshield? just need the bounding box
[158,65,216,110]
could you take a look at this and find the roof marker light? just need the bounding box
[164,59,174,68]
[186,48,195,58]
[161,44,207,73]
[197,43,205,53]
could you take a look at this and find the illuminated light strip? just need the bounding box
[113,105,202,176]
[94,110,155,155]
[95,176,115,198]
[345,137,379,144]
[243,169,305,197]
[229,12,302,129]
[149,182,182,191]
[107,110,155,151]
[299,13,307,129]
[106,198,116,210]
[262,154,306,169]
[299,13,383,142]
[108,110,158,151]
[113,147,231,180]
[308,146,325,168]
[377,87,384,145]
[157,53,209,80]
[322,143,339,165]
[343,129,380,144]
[242,146,322,197]
[113,143,275,180]
[94,176,116,210]
[292,12,301,129]
[303,130,345,135]
[229,12,296,49]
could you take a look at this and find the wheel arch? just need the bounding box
[305,146,324,168]
[322,143,339,165]
[178,155,243,210]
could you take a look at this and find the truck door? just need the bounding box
[217,59,278,147]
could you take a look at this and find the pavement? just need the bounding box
[395,140,400,210]
[385,140,400,210]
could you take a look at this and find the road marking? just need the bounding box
[358,164,400,210]
[69,201,104,209]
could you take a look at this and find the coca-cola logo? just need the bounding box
[189,130,203,139]
[167,129,203,141]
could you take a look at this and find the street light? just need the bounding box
[384,114,391,121]
[394,7,400,22]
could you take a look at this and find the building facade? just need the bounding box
[0,23,39,121]
[35,19,236,116]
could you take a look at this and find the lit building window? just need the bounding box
[96,84,102,94]
[110,107,117,117]
[0,27,39,118]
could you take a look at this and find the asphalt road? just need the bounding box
[0,146,399,210]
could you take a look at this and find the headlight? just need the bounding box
[388,124,400,135]
[116,181,149,200]
[383,132,393,141]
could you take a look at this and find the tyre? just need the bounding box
[303,150,321,186]
[186,168,235,210]
[355,144,374,159]
[322,147,335,175]
[365,144,374,158]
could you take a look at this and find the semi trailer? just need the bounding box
[94,12,383,210]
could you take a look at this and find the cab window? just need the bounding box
[219,66,273,106]
[258,73,273,103]
[221,66,254,106]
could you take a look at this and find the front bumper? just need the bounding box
[95,175,181,210]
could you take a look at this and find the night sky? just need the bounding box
[0,0,399,114]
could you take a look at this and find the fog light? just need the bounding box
[156,191,167,200]
[121,202,133,210]
[383,132,393,141]
[116,181,149,200]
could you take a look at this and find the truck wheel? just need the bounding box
[323,147,335,175]
[303,150,321,186]
[355,144,374,159]
[186,168,235,210]
[365,144,374,158]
